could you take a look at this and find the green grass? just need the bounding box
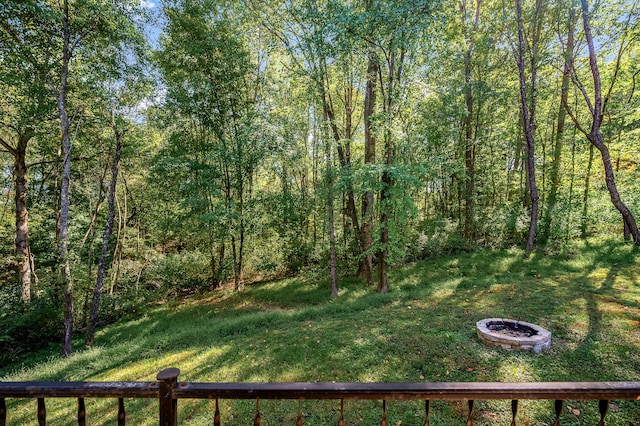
[2,239,640,425]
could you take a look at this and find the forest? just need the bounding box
[1,0,639,359]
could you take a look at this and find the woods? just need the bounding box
[1,0,639,357]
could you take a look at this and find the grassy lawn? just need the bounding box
[2,239,640,425]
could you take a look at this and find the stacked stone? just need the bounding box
[476,318,551,353]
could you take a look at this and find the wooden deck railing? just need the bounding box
[1,367,639,425]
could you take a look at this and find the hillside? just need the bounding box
[2,240,640,425]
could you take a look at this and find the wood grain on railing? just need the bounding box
[0,367,638,426]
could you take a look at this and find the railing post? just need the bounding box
[157,368,180,426]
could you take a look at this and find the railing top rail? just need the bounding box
[0,381,158,399]
[3,380,639,401]
[174,381,640,401]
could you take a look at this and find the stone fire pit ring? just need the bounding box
[476,318,551,353]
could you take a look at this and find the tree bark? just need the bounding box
[319,67,339,296]
[462,0,481,241]
[514,0,540,252]
[323,77,367,280]
[56,0,74,357]
[1,132,36,303]
[361,50,377,287]
[86,114,123,347]
[328,144,339,297]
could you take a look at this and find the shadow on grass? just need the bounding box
[2,239,639,425]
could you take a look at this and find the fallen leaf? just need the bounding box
[467,368,474,372]
[396,421,402,425]
[568,407,580,416]
[609,403,619,411]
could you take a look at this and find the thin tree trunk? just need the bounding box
[328,143,339,297]
[361,51,378,287]
[564,0,640,244]
[581,144,594,237]
[542,5,575,242]
[514,0,540,252]
[56,0,74,357]
[318,69,339,296]
[324,77,367,278]
[86,113,123,347]
[110,187,121,294]
[462,0,482,241]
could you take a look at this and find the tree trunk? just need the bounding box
[565,0,640,244]
[361,51,377,287]
[541,5,575,243]
[1,132,36,303]
[515,0,539,252]
[318,68,340,296]
[323,79,367,279]
[580,144,594,238]
[328,144,339,297]
[56,0,74,357]
[15,134,33,303]
[86,114,123,348]
[580,0,640,243]
[590,130,640,241]
[462,0,481,242]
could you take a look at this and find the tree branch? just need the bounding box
[0,136,17,157]
[562,93,591,138]
[570,65,594,115]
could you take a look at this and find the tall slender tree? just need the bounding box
[563,0,640,244]
[541,1,576,243]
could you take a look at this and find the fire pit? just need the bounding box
[476,318,551,353]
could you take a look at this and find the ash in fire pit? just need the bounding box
[477,318,551,353]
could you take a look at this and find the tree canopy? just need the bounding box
[1,0,639,355]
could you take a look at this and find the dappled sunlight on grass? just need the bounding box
[497,357,539,382]
[2,239,640,424]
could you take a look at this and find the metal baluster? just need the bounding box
[466,400,474,426]
[78,397,86,426]
[118,397,126,426]
[553,400,564,426]
[510,400,518,426]
[37,398,46,426]
[254,398,261,426]
[1,397,6,426]
[296,399,303,426]
[214,399,221,426]
[338,399,344,426]
[380,400,387,426]
[423,400,430,426]
[598,400,609,426]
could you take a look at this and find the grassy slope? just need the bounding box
[2,239,640,425]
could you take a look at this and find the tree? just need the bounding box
[0,1,57,303]
[540,0,576,243]
[85,112,124,347]
[562,0,640,244]
[505,0,544,252]
[156,0,264,290]
[46,0,148,356]
[460,0,482,241]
